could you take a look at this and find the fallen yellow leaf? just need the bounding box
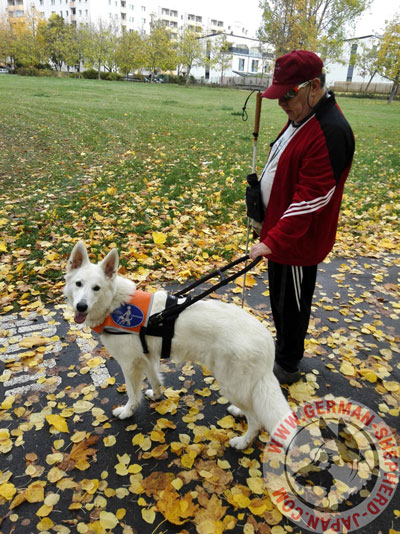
[46,414,69,433]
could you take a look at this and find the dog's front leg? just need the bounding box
[113,360,146,419]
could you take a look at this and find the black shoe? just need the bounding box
[273,362,301,385]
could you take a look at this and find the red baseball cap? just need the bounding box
[262,50,323,99]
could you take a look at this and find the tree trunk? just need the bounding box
[387,82,399,104]
[363,70,377,94]
[185,66,191,86]
[98,60,101,80]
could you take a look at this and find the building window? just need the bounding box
[238,58,245,71]
[251,60,258,72]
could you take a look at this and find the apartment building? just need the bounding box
[0,0,254,38]
[1,0,155,34]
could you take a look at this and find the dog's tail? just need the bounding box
[252,376,296,445]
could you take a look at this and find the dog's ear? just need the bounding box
[67,241,90,272]
[100,248,119,279]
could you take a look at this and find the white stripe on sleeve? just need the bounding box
[282,186,336,219]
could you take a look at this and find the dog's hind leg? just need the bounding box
[144,355,163,401]
[113,360,146,419]
[229,414,260,450]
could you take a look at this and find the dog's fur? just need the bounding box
[64,241,292,450]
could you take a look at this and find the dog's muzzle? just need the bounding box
[75,302,88,324]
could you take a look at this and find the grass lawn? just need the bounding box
[0,76,399,311]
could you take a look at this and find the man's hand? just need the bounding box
[249,242,271,260]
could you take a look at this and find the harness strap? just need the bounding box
[139,294,180,358]
[150,255,261,326]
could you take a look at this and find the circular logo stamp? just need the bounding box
[263,396,399,533]
[111,304,144,328]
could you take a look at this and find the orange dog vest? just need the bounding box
[92,290,154,335]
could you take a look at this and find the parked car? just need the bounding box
[154,75,168,83]
[0,67,8,74]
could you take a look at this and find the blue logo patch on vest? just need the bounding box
[111,303,144,328]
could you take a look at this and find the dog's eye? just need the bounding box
[93,285,101,292]
[76,281,82,287]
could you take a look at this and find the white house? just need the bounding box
[325,34,389,90]
[190,32,274,85]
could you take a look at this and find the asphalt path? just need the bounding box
[0,254,399,534]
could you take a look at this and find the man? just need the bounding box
[249,50,355,385]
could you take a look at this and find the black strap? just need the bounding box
[139,294,180,358]
[149,255,261,326]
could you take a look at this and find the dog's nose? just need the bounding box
[77,302,88,313]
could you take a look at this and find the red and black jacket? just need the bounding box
[260,91,355,266]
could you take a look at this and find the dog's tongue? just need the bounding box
[74,311,87,324]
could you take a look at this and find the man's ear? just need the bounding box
[67,241,90,273]
[100,248,119,279]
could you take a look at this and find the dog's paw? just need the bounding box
[228,405,245,418]
[113,404,135,419]
[229,436,250,450]
[145,388,161,401]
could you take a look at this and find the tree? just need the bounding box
[40,14,70,75]
[258,0,371,63]
[114,29,144,76]
[210,34,232,85]
[0,15,15,68]
[1,8,47,69]
[81,22,116,79]
[143,20,177,81]
[356,39,379,93]
[375,16,400,103]
[176,26,205,85]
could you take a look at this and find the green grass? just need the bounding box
[0,76,399,310]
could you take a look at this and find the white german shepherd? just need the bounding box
[64,241,292,450]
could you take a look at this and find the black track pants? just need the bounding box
[268,260,318,373]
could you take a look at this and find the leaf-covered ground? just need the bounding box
[0,78,399,534]
[0,255,399,534]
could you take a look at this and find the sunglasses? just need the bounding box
[282,80,311,101]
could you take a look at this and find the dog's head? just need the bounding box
[64,241,119,325]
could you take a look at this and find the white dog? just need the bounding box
[64,241,292,450]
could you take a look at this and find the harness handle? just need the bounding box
[149,255,261,326]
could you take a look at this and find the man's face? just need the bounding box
[278,83,312,124]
